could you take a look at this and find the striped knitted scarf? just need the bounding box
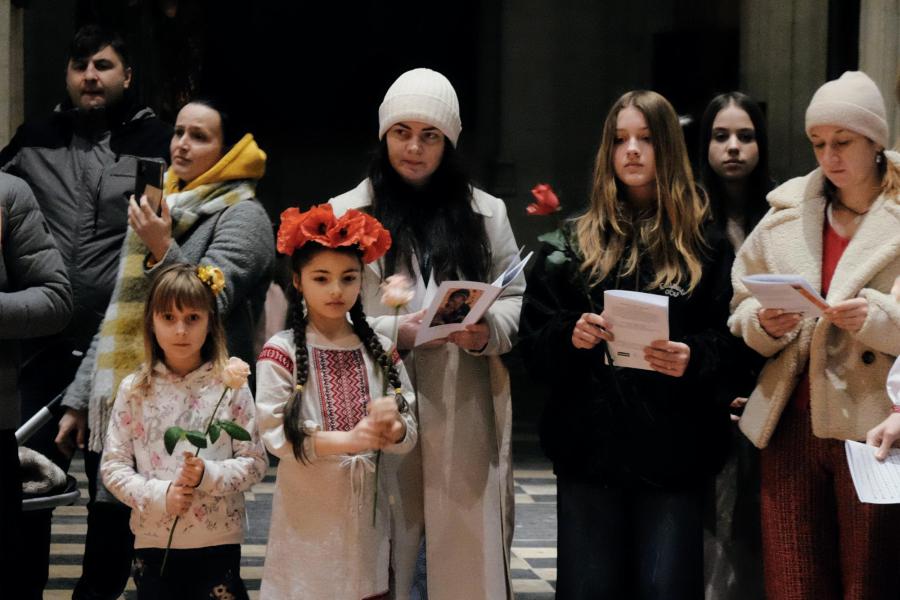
[86,180,256,452]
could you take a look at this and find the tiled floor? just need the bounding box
[42,436,557,599]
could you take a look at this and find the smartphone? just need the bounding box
[134,158,166,215]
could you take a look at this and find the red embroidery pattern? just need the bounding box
[258,345,294,373]
[312,348,370,431]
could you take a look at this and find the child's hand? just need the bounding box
[175,452,205,488]
[347,415,392,453]
[165,483,194,516]
[368,396,406,444]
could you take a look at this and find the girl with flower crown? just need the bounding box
[256,204,417,599]
[101,263,267,599]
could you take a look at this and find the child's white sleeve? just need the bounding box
[196,383,268,496]
[100,377,169,519]
[256,339,304,461]
[384,352,418,455]
[888,355,900,406]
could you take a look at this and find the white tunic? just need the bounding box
[256,329,417,600]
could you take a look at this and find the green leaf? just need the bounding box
[546,250,569,266]
[217,420,251,442]
[163,427,185,455]
[208,423,221,444]
[537,229,567,251]
[185,430,208,449]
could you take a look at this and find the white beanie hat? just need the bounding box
[805,71,889,148]
[378,68,462,146]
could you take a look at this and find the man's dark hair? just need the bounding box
[68,24,130,68]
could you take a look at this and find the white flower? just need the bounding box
[221,357,250,390]
[380,274,415,309]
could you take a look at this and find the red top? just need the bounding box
[794,216,850,411]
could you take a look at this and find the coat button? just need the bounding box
[861,351,876,365]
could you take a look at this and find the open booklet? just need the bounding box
[741,274,829,317]
[414,249,533,347]
[602,290,669,370]
[845,440,900,504]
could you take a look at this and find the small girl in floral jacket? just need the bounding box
[101,264,267,599]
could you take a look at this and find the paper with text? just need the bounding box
[741,274,828,317]
[414,251,532,346]
[602,290,669,370]
[845,440,900,504]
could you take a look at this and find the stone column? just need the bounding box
[0,0,23,145]
[859,0,900,148]
[740,0,828,180]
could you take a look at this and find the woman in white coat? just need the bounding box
[330,68,521,600]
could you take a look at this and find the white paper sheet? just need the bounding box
[845,440,900,504]
[602,290,669,370]
[741,274,828,317]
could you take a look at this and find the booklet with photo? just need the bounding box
[741,274,829,317]
[414,250,533,347]
[602,290,669,370]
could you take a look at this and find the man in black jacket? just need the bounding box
[0,24,172,600]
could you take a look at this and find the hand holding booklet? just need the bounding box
[602,290,669,370]
[741,274,829,317]
[414,250,532,347]
[845,440,900,504]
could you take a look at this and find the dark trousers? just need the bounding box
[133,544,249,600]
[72,450,135,600]
[18,353,76,599]
[18,348,134,600]
[0,429,23,596]
[760,403,900,600]
[556,478,703,600]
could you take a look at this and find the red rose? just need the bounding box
[527,183,561,215]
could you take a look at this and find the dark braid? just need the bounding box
[283,286,312,462]
[349,299,409,413]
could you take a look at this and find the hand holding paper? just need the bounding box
[602,290,669,371]
[741,274,828,317]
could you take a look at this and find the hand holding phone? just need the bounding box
[134,158,166,215]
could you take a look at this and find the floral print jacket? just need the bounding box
[101,361,268,549]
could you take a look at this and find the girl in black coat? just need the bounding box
[520,90,737,600]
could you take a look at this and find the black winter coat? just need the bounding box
[519,225,741,489]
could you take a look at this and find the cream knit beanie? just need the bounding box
[378,68,462,146]
[805,71,889,148]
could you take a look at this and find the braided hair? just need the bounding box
[281,245,408,463]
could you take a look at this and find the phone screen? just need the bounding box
[135,159,166,214]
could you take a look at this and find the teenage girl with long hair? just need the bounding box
[520,90,737,599]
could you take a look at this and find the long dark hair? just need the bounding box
[698,92,773,235]
[282,244,406,463]
[368,140,491,284]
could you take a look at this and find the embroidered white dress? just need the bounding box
[256,329,417,600]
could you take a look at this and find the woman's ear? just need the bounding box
[292,273,302,294]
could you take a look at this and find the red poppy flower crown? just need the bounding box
[276,204,392,264]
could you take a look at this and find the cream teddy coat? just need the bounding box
[729,152,900,448]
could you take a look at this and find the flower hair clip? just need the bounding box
[197,264,226,296]
[276,204,392,264]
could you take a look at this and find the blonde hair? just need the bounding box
[133,264,228,391]
[575,90,709,292]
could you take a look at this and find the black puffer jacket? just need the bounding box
[0,173,72,429]
[519,224,741,490]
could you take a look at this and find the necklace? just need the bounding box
[832,197,870,216]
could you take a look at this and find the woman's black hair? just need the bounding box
[181,97,243,150]
[698,91,774,235]
[282,244,406,463]
[368,140,492,284]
